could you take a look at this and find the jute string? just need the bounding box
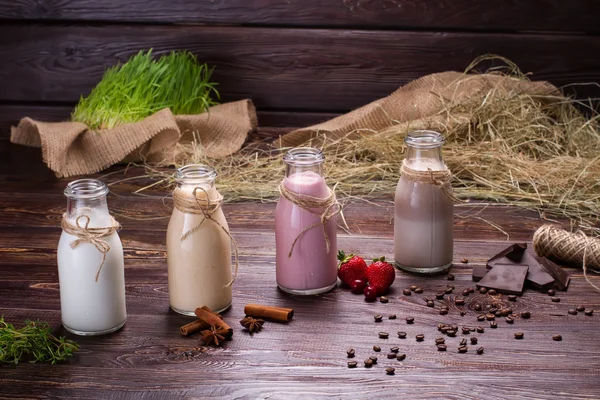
[172,187,238,288]
[61,213,121,282]
[278,182,341,258]
[400,163,464,203]
[533,224,600,292]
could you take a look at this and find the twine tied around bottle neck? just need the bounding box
[172,187,238,288]
[400,163,464,204]
[533,224,600,292]
[278,182,341,258]
[61,213,121,282]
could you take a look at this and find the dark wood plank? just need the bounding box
[1,25,599,113]
[0,0,597,33]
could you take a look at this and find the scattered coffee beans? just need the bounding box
[460,311,467,316]
[437,344,447,351]
[380,296,389,304]
[439,309,449,316]
[474,304,482,311]
[397,353,406,361]
[488,289,497,295]
[387,352,396,359]
[486,313,495,321]
[445,287,454,294]
[458,345,468,353]
[476,326,485,333]
[403,289,412,296]
[447,274,455,281]
[427,301,435,307]
[378,332,389,339]
[390,346,399,353]
[374,314,383,322]
[547,289,556,296]
[490,321,498,328]
[551,297,560,303]
[501,309,510,317]
[470,337,478,345]
[468,287,475,294]
[521,311,531,319]
[410,285,418,291]
[415,287,424,294]
[461,258,469,263]
[347,348,355,357]
[348,361,358,368]
[476,347,484,354]
[373,345,381,352]
[584,309,594,316]
[477,314,486,322]
[576,305,586,312]
[369,356,378,364]
[461,327,471,335]
[436,292,445,300]
[386,367,395,375]
[568,309,578,315]
[398,331,407,339]
[435,338,445,345]
[388,314,397,320]
[505,316,514,324]
[455,298,465,306]
[364,358,374,368]
[508,295,518,302]
[460,338,467,346]
[406,317,415,324]
[514,332,524,339]
[416,334,425,342]
[462,289,470,296]
[479,287,488,294]
[553,334,563,341]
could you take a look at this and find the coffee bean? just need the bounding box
[387,352,397,359]
[547,289,556,296]
[521,311,531,319]
[415,287,424,294]
[486,304,492,310]
[461,327,471,335]
[416,334,425,342]
[374,314,383,322]
[553,334,563,341]
[468,287,475,293]
[445,287,454,294]
[438,323,446,331]
[568,309,578,315]
[386,367,395,375]
[505,316,514,324]
[488,289,497,295]
[403,289,412,296]
[460,311,467,316]
[479,287,488,294]
[364,358,374,368]
[470,337,478,345]
[410,285,418,291]
[388,314,397,320]
[396,353,406,361]
[477,314,486,322]
[476,326,485,333]
[398,331,407,339]
[380,296,389,303]
[551,297,560,303]
[439,309,448,315]
[369,356,378,364]
[476,347,484,354]
[501,308,510,317]
[473,304,482,311]
[455,298,465,306]
[495,310,503,318]
[584,309,594,316]
[437,343,447,351]
[446,330,457,337]
[489,307,498,314]
[426,297,435,302]
[379,332,389,339]
[426,300,435,307]
[347,348,355,357]
[406,317,415,324]
[436,292,445,300]
[514,332,524,339]
[490,321,498,328]
[390,346,399,353]
[373,345,381,352]
[458,345,468,353]
[506,308,513,314]
[447,274,455,281]
[435,338,445,345]
[486,313,495,321]
[577,305,586,312]
[348,361,358,368]
[461,289,470,297]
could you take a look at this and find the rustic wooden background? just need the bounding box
[1,0,600,138]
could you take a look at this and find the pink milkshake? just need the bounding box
[275,147,338,294]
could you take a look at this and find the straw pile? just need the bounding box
[136,58,600,233]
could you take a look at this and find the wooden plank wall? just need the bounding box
[0,0,599,139]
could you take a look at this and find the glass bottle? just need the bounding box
[57,179,126,335]
[167,164,232,315]
[394,130,454,274]
[275,147,338,294]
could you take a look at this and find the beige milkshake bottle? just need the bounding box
[167,164,233,315]
[394,130,454,274]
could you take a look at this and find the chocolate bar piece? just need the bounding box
[477,263,528,295]
[487,245,555,291]
[538,257,571,291]
[472,265,489,282]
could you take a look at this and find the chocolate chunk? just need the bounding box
[472,265,489,282]
[537,256,571,291]
[487,245,555,291]
[477,263,528,295]
[488,243,527,264]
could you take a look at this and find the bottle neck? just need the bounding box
[283,147,325,178]
[404,145,445,171]
[66,196,111,227]
[175,164,217,196]
[285,163,323,178]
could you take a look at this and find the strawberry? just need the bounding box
[337,250,368,286]
[366,256,396,295]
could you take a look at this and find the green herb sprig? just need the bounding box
[0,316,79,364]
[71,49,219,130]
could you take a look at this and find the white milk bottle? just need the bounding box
[57,179,126,335]
[167,164,233,315]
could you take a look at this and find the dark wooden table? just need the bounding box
[1,142,599,399]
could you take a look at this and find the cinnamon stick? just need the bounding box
[179,306,224,336]
[244,304,294,322]
[194,307,233,337]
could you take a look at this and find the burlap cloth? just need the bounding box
[10,100,257,178]
[280,71,559,146]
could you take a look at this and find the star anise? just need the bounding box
[200,325,227,346]
[240,316,265,333]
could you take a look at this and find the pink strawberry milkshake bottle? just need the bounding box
[275,147,338,294]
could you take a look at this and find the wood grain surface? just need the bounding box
[1,25,599,113]
[0,143,599,399]
[0,0,597,33]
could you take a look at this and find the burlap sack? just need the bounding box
[280,72,559,146]
[10,100,257,178]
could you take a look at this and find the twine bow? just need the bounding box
[400,163,464,204]
[172,187,238,288]
[278,182,341,258]
[61,213,121,282]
